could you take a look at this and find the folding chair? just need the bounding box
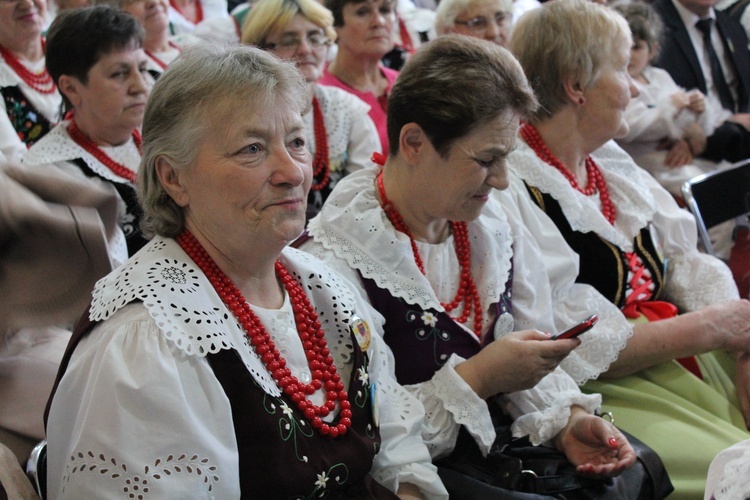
[25,439,46,500]
[681,159,750,256]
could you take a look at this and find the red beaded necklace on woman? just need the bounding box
[67,120,142,184]
[520,123,616,225]
[310,96,331,191]
[0,38,56,94]
[375,170,484,338]
[176,230,353,438]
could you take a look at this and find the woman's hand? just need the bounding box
[702,300,750,353]
[553,407,636,478]
[455,330,579,399]
[686,90,706,114]
[670,90,690,112]
[664,140,693,167]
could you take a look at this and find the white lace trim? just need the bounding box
[307,167,513,324]
[510,140,657,250]
[426,354,495,455]
[21,121,140,184]
[303,85,371,172]
[89,237,364,397]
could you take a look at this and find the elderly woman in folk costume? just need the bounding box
[496,0,750,496]
[300,35,670,499]
[44,43,448,499]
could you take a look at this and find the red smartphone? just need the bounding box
[550,314,598,340]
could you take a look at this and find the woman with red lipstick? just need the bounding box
[319,0,398,156]
[300,35,668,498]
[44,43,448,499]
[0,0,62,162]
[242,0,381,222]
[496,0,750,495]
[22,6,150,262]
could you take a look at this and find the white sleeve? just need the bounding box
[342,95,382,173]
[327,271,449,498]
[643,170,740,309]
[46,304,242,499]
[621,73,684,143]
[494,178,634,384]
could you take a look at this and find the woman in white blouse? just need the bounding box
[498,0,750,496]
[302,35,648,498]
[242,0,381,222]
[45,43,448,499]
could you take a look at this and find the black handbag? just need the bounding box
[435,405,674,499]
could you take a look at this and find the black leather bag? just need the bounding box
[435,406,674,500]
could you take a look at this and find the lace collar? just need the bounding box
[307,167,513,314]
[509,139,657,249]
[22,121,140,185]
[89,236,361,396]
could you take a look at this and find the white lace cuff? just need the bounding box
[666,251,739,310]
[405,354,495,459]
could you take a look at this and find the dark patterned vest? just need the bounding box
[359,267,512,386]
[47,307,394,499]
[71,158,148,256]
[524,184,667,308]
[2,85,55,148]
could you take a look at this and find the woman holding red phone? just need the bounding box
[302,35,671,498]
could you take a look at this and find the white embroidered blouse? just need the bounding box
[45,238,449,499]
[497,139,739,383]
[301,167,602,459]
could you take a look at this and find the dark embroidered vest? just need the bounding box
[2,85,55,148]
[524,184,666,308]
[71,158,148,256]
[47,306,394,499]
[359,267,512,386]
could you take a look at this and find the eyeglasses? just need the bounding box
[264,33,332,55]
[454,11,511,32]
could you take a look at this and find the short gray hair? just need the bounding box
[435,0,512,35]
[138,43,308,238]
[509,0,631,122]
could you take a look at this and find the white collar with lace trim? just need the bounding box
[90,236,362,397]
[21,120,141,185]
[509,139,657,249]
[306,167,513,314]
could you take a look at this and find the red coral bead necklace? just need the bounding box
[176,230,352,437]
[520,123,616,225]
[375,170,483,338]
[310,95,330,191]
[67,120,142,184]
[0,38,57,94]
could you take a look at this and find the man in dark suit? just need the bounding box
[653,0,750,162]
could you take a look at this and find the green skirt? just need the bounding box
[582,350,749,499]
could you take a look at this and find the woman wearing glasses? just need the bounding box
[242,0,381,222]
[435,0,513,48]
